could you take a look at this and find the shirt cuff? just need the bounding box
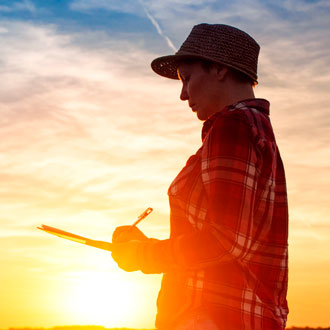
[137,238,174,274]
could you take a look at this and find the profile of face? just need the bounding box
[177,61,223,121]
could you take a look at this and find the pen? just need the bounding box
[131,207,153,227]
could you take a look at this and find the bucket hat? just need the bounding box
[151,23,260,83]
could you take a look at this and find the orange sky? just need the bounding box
[1,1,330,329]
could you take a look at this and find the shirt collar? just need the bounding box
[202,98,270,141]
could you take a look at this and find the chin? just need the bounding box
[196,112,207,121]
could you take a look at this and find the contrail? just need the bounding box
[139,1,177,52]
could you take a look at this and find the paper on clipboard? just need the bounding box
[38,224,112,251]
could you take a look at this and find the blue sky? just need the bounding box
[1,0,329,50]
[0,0,170,52]
[0,0,330,328]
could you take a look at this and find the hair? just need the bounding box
[177,57,215,73]
[177,57,257,87]
[229,67,258,87]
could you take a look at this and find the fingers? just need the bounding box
[111,226,149,271]
[112,226,131,243]
[112,225,148,243]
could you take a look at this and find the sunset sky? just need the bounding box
[0,0,330,329]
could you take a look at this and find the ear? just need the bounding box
[213,65,228,81]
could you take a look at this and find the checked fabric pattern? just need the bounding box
[138,99,289,330]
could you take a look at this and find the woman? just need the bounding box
[111,23,289,330]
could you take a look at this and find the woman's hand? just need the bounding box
[112,225,148,243]
[111,240,143,272]
[111,226,148,272]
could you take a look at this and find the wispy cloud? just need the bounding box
[69,0,143,15]
[0,20,187,327]
[0,20,198,235]
[1,0,329,257]
[0,0,36,13]
[139,0,177,52]
[70,0,177,52]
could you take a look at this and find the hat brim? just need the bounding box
[151,54,201,80]
[151,53,258,83]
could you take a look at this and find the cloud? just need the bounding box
[0,19,200,241]
[0,26,176,327]
[1,0,329,240]
[70,0,177,52]
[1,0,328,239]
[139,0,177,52]
[0,0,36,13]
[69,0,143,15]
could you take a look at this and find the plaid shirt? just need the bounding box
[138,99,289,330]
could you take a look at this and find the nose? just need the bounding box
[180,84,188,101]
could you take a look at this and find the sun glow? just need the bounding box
[64,271,142,327]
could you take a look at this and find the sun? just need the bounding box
[63,270,142,327]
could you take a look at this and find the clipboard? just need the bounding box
[38,207,153,252]
[37,224,113,251]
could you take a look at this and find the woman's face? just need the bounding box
[177,61,222,121]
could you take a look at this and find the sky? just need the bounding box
[0,0,330,328]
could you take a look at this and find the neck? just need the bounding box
[207,81,256,120]
[223,82,255,108]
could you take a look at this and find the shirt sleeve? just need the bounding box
[137,113,262,273]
